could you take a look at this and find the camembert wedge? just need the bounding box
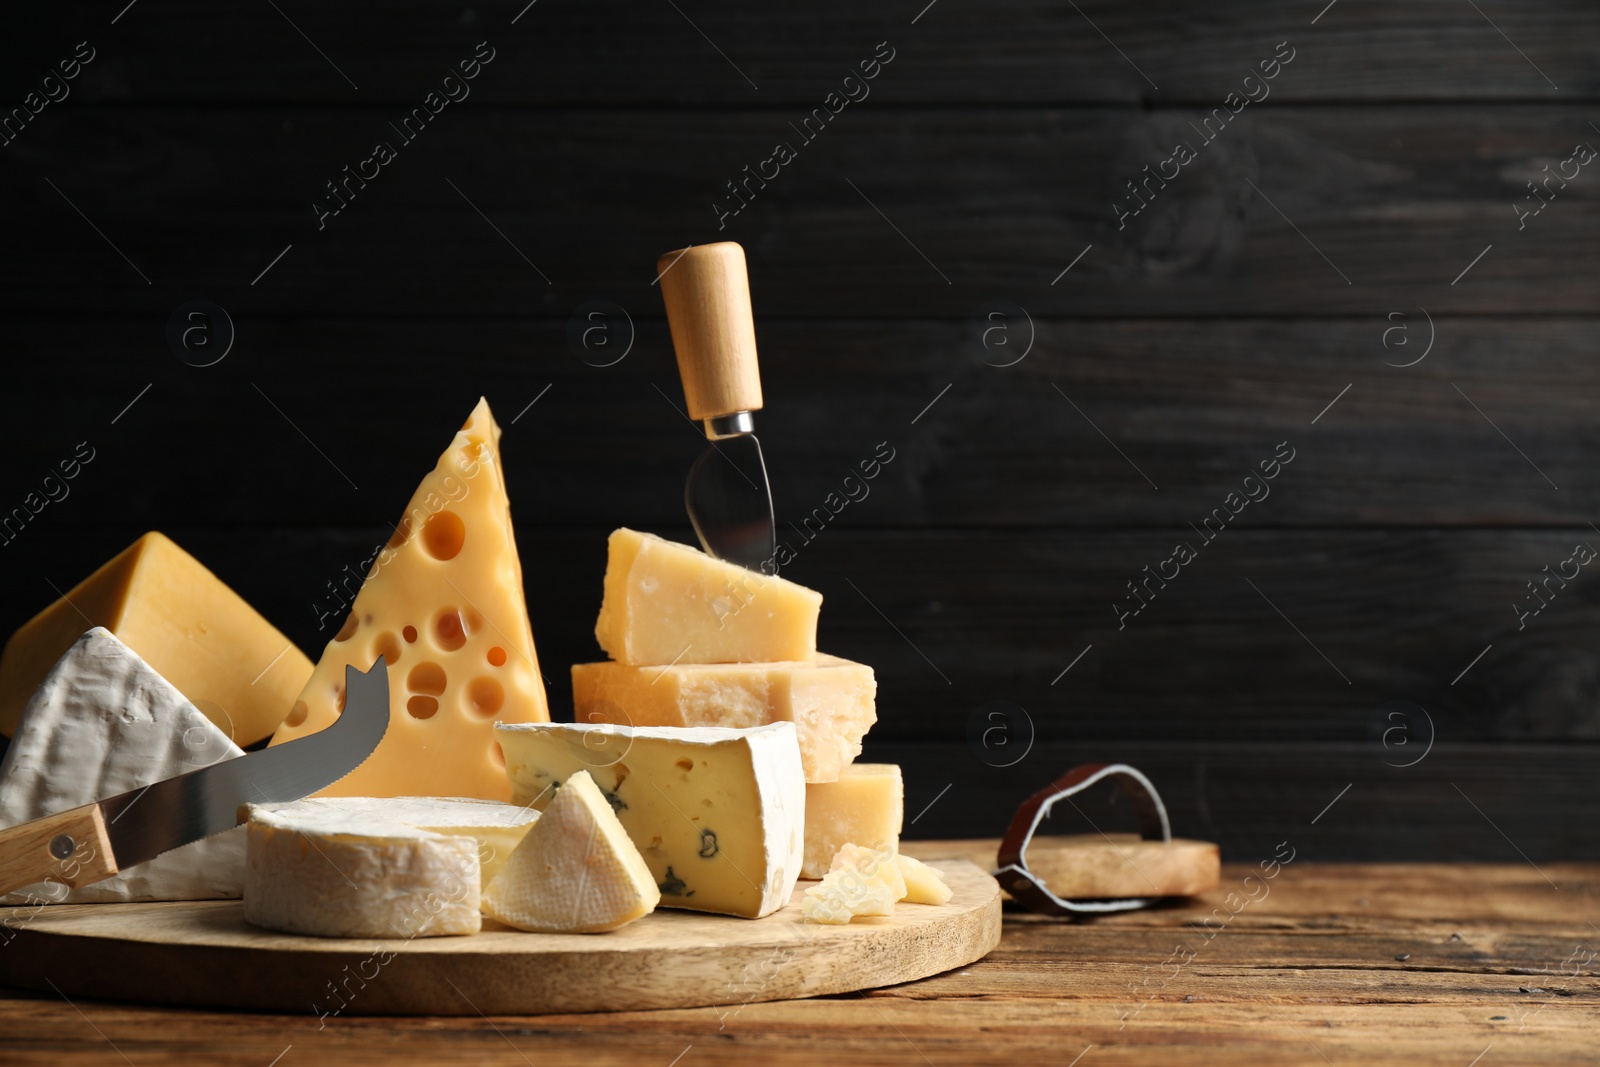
[0,627,246,904]
[483,770,659,933]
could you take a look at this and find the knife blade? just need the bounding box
[0,657,389,897]
[657,241,777,572]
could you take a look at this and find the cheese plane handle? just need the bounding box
[0,803,119,898]
[658,242,764,437]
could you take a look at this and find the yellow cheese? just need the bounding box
[803,763,903,878]
[802,847,901,925]
[270,398,549,799]
[803,844,950,924]
[894,854,952,905]
[483,770,660,933]
[496,720,805,918]
[571,654,875,783]
[829,842,906,897]
[594,528,822,665]
[0,532,311,745]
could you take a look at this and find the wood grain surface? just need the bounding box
[2,2,1596,104]
[994,834,1221,900]
[2,0,1595,865]
[2,107,1597,317]
[4,846,1596,1065]
[0,860,1000,1016]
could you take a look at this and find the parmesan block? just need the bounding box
[0,532,311,746]
[243,796,539,938]
[571,654,875,783]
[594,528,822,665]
[802,763,903,878]
[271,398,550,800]
[496,720,805,918]
[483,770,659,933]
[0,627,246,904]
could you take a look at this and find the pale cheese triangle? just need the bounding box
[483,770,660,933]
[0,628,246,903]
[270,398,549,799]
[894,854,952,905]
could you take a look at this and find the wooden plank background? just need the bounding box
[2,1,1597,859]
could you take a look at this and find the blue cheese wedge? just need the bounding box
[494,720,805,918]
[0,627,246,904]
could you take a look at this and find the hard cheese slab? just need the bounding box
[0,860,998,1015]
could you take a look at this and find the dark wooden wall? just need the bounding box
[2,1,1597,860]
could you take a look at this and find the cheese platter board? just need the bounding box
[0,245,1010,1018]
[0,859,1000,1015]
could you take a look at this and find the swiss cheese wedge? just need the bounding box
[270,399,549,799]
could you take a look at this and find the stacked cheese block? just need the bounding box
[572,529,933,910]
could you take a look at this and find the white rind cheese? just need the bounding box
[0,627,246,904]
[483,770,660,933]
[243,796,540,938]
[495,720,805,918]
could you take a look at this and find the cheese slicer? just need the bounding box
[657,242,778,573]
[0,658,390,897]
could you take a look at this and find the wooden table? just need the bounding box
[3,842,1597,1065]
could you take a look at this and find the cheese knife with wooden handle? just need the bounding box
[0,658,390,897]
[658,241,778,572]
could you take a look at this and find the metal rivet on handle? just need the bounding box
[49,834,75,860]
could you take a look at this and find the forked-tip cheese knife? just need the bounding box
[0,658,390,898]
[657,241,777,572]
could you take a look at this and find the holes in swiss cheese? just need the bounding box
[434,609,467,652]
[466,677,504,717]
[407,662,447,719]
[373,631,402,668]
[409,661,447,695]
[421,509,466,560]
[487,646,507,667]
[285,701,308,728]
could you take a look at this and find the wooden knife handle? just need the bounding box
[0,804,118,898]
[658,242,764,423]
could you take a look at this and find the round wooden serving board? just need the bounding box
[0,860,999,1015]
